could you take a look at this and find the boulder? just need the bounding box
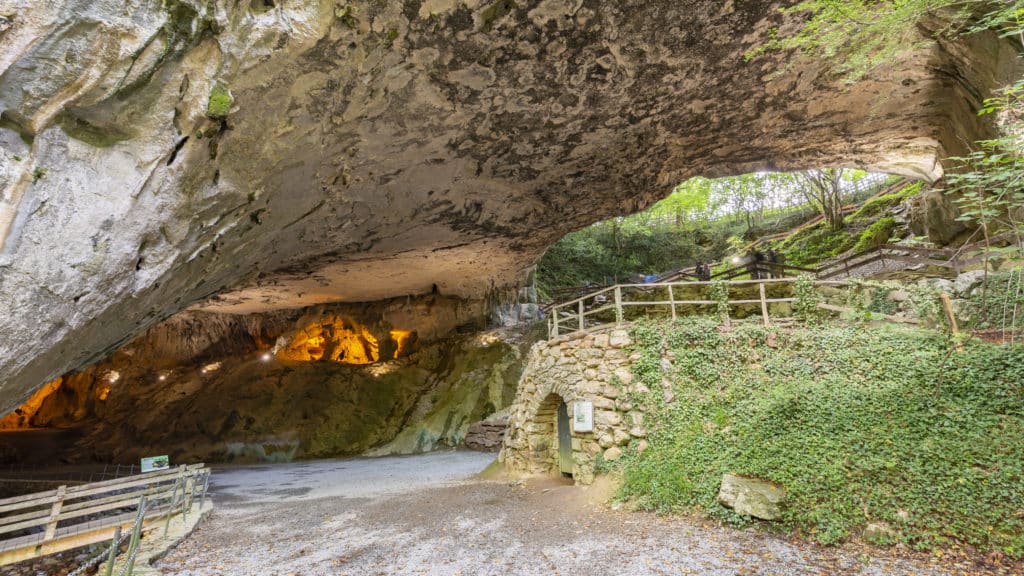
[905,190,968,245]
[717,473,786,520]
[863,521,898,545]
[953,269,987,297]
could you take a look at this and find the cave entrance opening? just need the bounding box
[536,170,911,297]
[535,393,573,478]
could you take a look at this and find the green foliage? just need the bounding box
[31,166,47,182]
[850,182,924,221]
[205,83,233,120]
[853,217,897,253]
[775,223,856,267]
[792,274,822,322]
[618,319,1024,556]
[708,280,731,323]
[961,269,1024,331]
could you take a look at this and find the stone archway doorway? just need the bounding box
[556,399,572,477]
[535,393,573,478]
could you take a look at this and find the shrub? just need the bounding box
[618,319,1024,556]
[206,83,233,120]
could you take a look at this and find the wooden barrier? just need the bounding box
[0,464,209,566]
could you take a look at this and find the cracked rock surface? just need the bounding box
[0,0,1019,409]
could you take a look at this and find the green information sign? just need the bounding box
[141,455,170,472]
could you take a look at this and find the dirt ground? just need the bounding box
[152,451,1013,576]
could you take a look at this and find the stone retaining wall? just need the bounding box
[499,329,647,485]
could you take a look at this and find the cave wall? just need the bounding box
[0,0,1020,411]
[0,295,525,463]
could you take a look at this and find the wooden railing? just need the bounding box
[0,464,210,565]
[546,277,852,338]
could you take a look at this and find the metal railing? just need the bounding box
[0,464,210,568]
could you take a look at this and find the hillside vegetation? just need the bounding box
[614,319,1024,557]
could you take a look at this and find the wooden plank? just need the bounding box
[759,283,770,326]
[42,485,66,542]
[940,293,960,335]
[0,493,60,514]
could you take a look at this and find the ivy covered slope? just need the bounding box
[617,319,1024,556]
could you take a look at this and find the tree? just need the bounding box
[796,168,848,231]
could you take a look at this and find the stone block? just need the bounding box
[597,434,614,448]
[613,367,633,386]
[601,385,620,399]
[592,396,616,409]
[584,368,599,379]
[584,441,601,455]
[635,439,649,454]
[593,334,610,348]
[603,446,623,462]
[612,428,630,445]
[717,473,786,520]
[627,411,645,427]
[629,427,647,438]
[594,410,622,427]
[571,438,582,451]
[609,330,631,348]
[615,399,634,411]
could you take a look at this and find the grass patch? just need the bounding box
[616,319,1024,556]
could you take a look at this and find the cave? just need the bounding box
[0,1,1020,472]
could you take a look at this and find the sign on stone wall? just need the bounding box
[573,401,593,433]
[141,455,170,472]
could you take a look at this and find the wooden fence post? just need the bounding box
[668,285,676,320]
[759,283,770,326]
[43,485,67,542]
[552,308,560,338]
[614,286,623,324]
[578,300,585,333]
[103,527,121,576]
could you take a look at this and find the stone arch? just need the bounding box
[530,392,571,476]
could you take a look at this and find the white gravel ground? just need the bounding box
[154,451,1007,576]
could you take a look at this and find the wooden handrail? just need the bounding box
[0,465,209,564]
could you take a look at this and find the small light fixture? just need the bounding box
[732,256,741,264]
[158,374,167,381]
[260,353,272,362]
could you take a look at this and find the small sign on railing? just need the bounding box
[140,455,170,473]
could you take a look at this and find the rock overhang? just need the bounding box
[0,0,1019,410]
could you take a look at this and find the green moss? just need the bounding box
[618,319,1024,556]
[850,181,924,221]
[852,217,897,253]
[31,166,47,182]
[776,223,855,266]
[205,83,233,120]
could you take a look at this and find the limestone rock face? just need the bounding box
[0,0,1020,410]
[905,190,968,244]
[717,473,786,520]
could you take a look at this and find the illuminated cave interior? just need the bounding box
[275,320,417,364]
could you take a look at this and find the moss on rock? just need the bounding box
[205,83,233,120]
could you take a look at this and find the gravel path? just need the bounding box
[154,451,1007,576]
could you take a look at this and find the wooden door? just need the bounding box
[557,400,573,476]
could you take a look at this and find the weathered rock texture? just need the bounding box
[500,329,645,484]
[717,473,787,520]
[0,295,523,463]
[0,0,1020,410]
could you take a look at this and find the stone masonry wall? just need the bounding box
[500,329,647,485]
